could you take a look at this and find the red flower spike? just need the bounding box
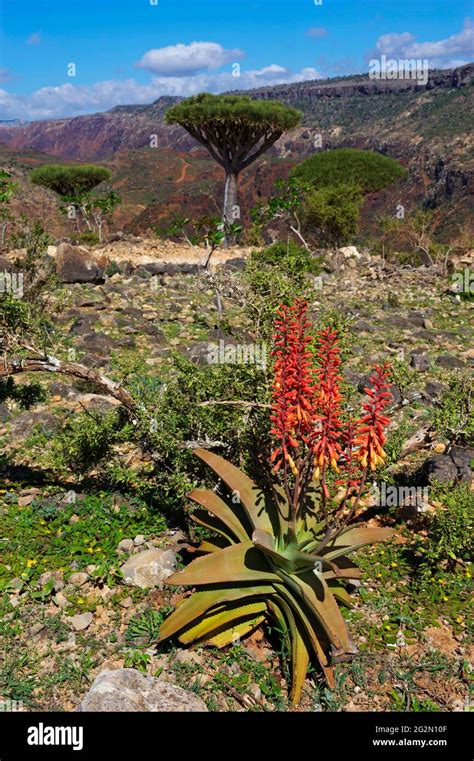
[334,419,364,493]
[354,363,392,471]
[311,327,344,474]
[270,300,315,475]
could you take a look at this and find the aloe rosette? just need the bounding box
[158,301,395,703]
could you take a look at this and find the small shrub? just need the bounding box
[415,484,473,572]
[75,231,100,246]
[433,374,473,446]
[249,240,320,276]
[292,148,407,193]
[302,183,363,247]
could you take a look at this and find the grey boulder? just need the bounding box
[78,669,207,712]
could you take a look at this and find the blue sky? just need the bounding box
[0,0,472,120]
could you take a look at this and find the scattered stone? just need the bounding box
[29,623,45,637]
[120,548,177,589]
[54,591,69,609]
[423,381,448,402]
[0,254,14,272]
[117,538,134,554]
[410,353,430,372]
[119,596,133,609]
[173,650,203,666]
[339,245,362,260]
[38,571,64,592]
[68,572,89,587]
[422,455,459,484]
[133,534,146,546]
[435,354,465,369]
[56,243,107,283]
[68,611,93,631]
[78,669,208,712]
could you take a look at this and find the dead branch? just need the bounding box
[0,356,138,413]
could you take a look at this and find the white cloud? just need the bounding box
[372,18,474,68]
[136,41,244,76]
[0,68,17,84]
[27,32,41,46]
[0,65,320,121]
[306,27,328,38]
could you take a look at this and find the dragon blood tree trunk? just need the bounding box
[223,171,239,226]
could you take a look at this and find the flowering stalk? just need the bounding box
[270,300,315,529]
[311,327,344,513]
[354,363,392,471]
[270,299,392,543]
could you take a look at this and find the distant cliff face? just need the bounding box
[0,64,472,237]
[0,65,472,161]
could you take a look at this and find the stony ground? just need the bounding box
[0,241,472,712]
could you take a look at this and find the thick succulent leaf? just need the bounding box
[189,488,251,542]
[327,584,353,607]
[194,448,273,533]
[166,541,280,586]
[273,583,329,668]
[190,509,235,546]
[271,483,291,538]
[195,538,228,554]
[268,597,309,704]
[251,529,296,572]
[283,570,351,652]
[296,518,326,548]
[179,601,267,644]
[322,665,335,688]
[321,526,395,560]
[207,616,266,648]
[322,567,362,580]
[158,584,276,641]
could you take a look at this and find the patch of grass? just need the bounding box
[0,491,167,595]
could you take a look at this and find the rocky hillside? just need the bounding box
[0,239,472,712]
[0,65,472,237]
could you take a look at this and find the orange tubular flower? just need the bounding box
[335,419,363,493]
[270,300,314,476]
[311,327,344,480]
[354,363,392,471]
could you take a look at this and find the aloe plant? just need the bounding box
[159,300,395,703]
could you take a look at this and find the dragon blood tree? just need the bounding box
[159,299,394,703]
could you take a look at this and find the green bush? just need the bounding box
[292,148,407,193]
[249,240,320,276]
[50,408,128,473]
[75,231,100,246]
[416,484,473,572]
[30,164,111,198]
[302,183,363,246]
[433,374,473,446]
[244,241,318,337]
